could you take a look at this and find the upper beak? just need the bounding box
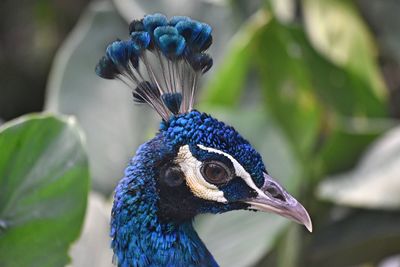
[244,173,312,232]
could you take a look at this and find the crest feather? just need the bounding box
[95,13,214,121]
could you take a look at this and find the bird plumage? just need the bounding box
[96,13,312,267]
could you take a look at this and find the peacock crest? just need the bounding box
[96,13,213,121]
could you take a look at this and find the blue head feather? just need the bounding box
[143,13,168,33]
[106,40,138,68]
[154,26,186,58]
[191,23,212,52]
[153,25,179,38]
[187,53,213,73]
[95,56,118,79]
[161,93,183,114]
[130,32,150,51]
[161,111,266,188]
[175,20,203,45]
[169,16,191,26]
[129,19,145,33]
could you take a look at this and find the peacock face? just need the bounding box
[156,110,312,231]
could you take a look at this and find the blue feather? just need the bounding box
[129,19,144,33]
[106,40,138,68]
[95,56,118,79]
[132,81,159,103]
[162,93,183,114]
[158,35,186,58]
[154,25,179,38]
[193,23,212,51]
[187,53,213,73]
[105,41,128,66]
[95,13,214,119]
[143,13,168,33]
[169,16,190,26]
[153,26,186,58]
[175,20,202,45]
[130,31,150,50]
[154,26,185,58]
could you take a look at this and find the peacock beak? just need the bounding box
[244,173,312,232]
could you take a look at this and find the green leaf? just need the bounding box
[318,124,400,209]
[202,11,270,106]
[302,0,387,111]
[254,18,322,159]
[304,210,400,267]
[0,114,89,267]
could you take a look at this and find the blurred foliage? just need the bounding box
[318,125,400,209]
[0,114,89,267]
[304,210,400,267]
[1,0,400,266]
[201,0,399,266]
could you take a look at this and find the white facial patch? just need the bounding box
[197,145,267,198]
[175,145,227,203]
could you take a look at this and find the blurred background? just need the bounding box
[1,0,400,266]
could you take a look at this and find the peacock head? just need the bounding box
[96,13,312,231]
[154,110,311,231]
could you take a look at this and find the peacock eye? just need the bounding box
[201,161,231,185]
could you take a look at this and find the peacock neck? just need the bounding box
[111,135,218,267]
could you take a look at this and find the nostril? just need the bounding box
[265,187,285,202]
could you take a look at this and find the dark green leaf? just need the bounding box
[254,18,322,159]
[0,114,89,267]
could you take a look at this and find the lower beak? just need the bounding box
[244,173,312,232]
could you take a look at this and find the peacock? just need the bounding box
[95,13,312,267]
